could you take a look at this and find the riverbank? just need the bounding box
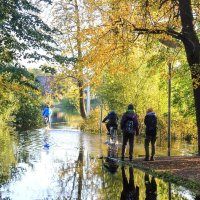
[115,156,200,194]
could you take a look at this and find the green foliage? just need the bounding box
[172,64,195,117]
[0,64,43,130]
[40,65,57,75]
[85,45,196,139]
[14,86,43,130]
[0,74,19,125]
[80,108,107,134]
[60,98,77,112]
[0,0,57,63]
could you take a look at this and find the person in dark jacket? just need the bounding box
[120,104,139,161]
[102,111,119,134]
[144,108,157,161]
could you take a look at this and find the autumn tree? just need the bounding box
[51,0,99,118]
[0,0,56,63]
[84,0,200,154]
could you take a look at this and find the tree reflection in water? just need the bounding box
[121,166,139,200]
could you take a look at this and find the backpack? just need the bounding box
[124,119,135,134]
[147,115,157,131]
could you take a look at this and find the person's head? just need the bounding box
[127,104,134,111]
[147,108,153,113]
[109,111,116,115]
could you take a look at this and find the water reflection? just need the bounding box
[0,125,200,199]
[144,173,157,200]
[103,143,119,174]
[121,167,139,200]
[43,129,50,151]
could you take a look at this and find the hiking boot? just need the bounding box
[150,156,155,161]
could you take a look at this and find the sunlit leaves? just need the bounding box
[0,0,57,63]
[0,64,43,130]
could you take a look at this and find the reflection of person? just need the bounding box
[103,144,119,174]
[121,166,139,200]
[144,108,157,161]
[42,105,52,125]
[145,173,157,200]
[102,111,119,134]
[120,104,139,161]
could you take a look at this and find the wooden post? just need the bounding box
[168,63,172,157]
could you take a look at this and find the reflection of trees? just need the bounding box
[0,128,17,184]
[17,130,42,165]
[0,129,44,186]
[57,133,85,199]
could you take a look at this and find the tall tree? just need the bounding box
[85,0,200,154]
[0,0,56,63]
[52,0,94,118]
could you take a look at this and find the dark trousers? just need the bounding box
[122,133,134,158]
[144,135,156,158]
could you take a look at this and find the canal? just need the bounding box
[0,123,199,199]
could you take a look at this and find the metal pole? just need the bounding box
[99,104,103,136]
[168,63,172,157]
[86,85,90,116]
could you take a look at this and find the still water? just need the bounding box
[0,125,199,200]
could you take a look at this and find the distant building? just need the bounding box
[36,76,54,95]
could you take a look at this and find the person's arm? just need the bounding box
[102,115,108,122]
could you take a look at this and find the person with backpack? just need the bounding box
[102,111,119,134]
[120,104,139,161]
[144,108,157,161]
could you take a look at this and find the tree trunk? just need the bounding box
[78,80,86,119]
[179,0,200,154]
[74,0,86,119]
